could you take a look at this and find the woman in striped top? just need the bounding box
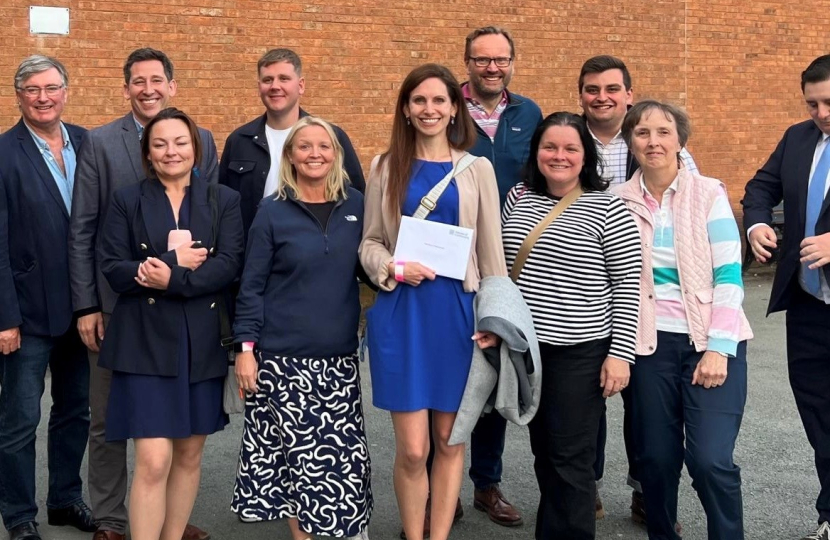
[501,112,642,540]
[614,100,753,540]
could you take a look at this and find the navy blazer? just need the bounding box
[218,110,366,238]
[0,119,87,336]
[743,119,828,314]
[97,175,244,382]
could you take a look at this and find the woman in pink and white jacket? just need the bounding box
[613,100,753,540]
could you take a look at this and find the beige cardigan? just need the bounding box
[359,148,507,292]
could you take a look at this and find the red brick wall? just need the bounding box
[1,0,824,212]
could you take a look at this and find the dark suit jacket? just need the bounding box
[743,119,827,314]
[97,176,243,382]
[218,109,365,237]
[69,112,219,315]
[0,119,87,336]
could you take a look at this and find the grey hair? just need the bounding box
[15,55,69,90]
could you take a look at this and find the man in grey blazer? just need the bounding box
[68,48,217,540]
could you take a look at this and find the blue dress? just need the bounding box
[367,160,475,412]
[106,190,229,441]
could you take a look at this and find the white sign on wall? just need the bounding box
[29,6,70,35]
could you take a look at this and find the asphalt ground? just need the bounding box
[24,267,822,540]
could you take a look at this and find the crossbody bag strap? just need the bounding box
[412,153,479,220]
[207,184,233,348]
[509,187,584,283]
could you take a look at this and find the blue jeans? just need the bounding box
[0,330,90,530]
[631,332,746,540]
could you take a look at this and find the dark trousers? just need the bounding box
[594,386,638,490]
[529,338,609,540]
[631,332,746,540]
[87,314,128,534]
[0,330,90,530]
[786,288,830,524]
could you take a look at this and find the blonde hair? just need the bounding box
[276,116,349,202]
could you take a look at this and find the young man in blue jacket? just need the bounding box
[219,48,365,238]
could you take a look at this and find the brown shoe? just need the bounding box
[182,524,210,540]
[473,485,523,527]
[631,491,682,535]
[399,496,463,539]
[595,487,605,520]
[92,532,125,540]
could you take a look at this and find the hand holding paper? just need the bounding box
[393,216,474,280]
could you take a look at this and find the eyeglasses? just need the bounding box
[468,56,513,68]
[18,85,65,97]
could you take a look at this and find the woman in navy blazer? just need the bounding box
[98,108,244,540]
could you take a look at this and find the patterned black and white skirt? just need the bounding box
[230,350,372,537]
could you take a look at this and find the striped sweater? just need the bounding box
[638,176,744,355]
[501,184,643,363]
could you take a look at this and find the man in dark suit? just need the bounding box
[0,55,96,540]
[219,48,365,237]
[743,54,830,540]
[68,48,216,540]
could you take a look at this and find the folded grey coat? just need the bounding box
[449,276,542,445]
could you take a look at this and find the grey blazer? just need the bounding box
[68,112,219,314]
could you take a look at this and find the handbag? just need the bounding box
[412,153,479,219]
[207,183,245,414]
[509,186,584,283]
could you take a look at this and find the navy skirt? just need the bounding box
[105,316,228,441]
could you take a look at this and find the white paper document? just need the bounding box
[393,216,474,280]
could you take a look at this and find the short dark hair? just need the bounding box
[464,26,515,60]
[140,107,203,180]
[578,55,632,93]
[802,55,830,92]
[257,48,302,77]
[524,112,608,194]
[123,48,174,84]
[621,100,691,166]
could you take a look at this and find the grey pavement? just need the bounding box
[26,268,820,540]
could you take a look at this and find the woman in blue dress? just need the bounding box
[359,63,507,540]
[98,108,244,540]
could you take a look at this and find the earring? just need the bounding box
[406,117,411,126]
[451,115,455,125]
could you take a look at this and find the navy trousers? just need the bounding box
[631,331,746,540]
[0,330,90,530]
[786,287,830,524]
[594,386,639,490]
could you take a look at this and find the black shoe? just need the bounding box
[47,501,97,532]
[9,522,41,540]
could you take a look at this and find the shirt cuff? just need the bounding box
[745,222,769,240]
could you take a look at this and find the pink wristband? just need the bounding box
[394,261,406,282]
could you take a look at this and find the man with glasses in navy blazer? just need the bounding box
[0,55,95,540]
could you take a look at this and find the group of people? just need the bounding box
[1,22,830,540]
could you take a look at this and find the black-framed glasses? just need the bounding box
[18,85,65,97]
[468,56,513,68]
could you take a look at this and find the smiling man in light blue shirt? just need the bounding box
[0,54,94,540]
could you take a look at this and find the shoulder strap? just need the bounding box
[208,183,219,250]
[412,153,478,220]
[207,183,233,346]
[509,187,584,283]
